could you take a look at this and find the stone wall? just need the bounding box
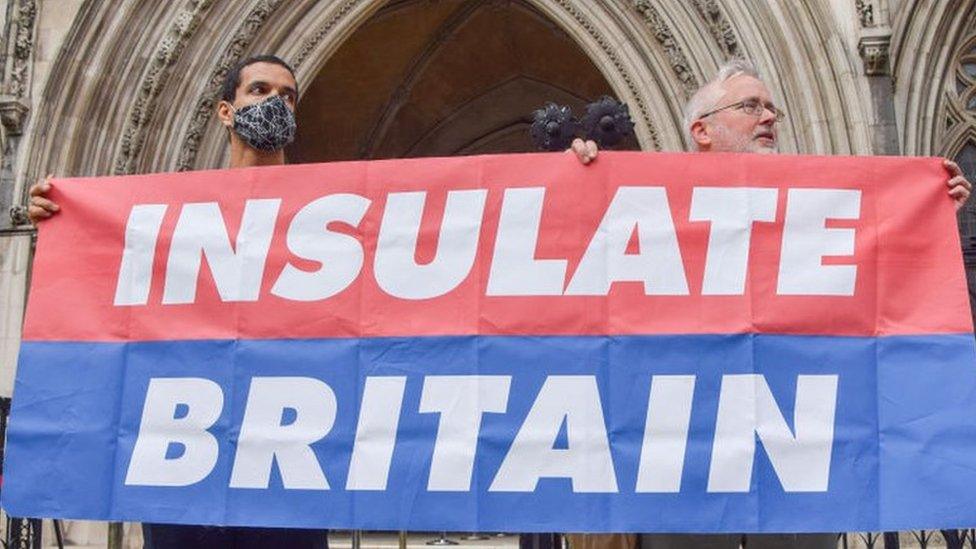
[0,230,28,396]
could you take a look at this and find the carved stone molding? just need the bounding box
[855,0,876,29]
[690,0,739,59]
[294,0,364,68]
[631,0,697,95]
[113,0,216,175]
[0,0,36,230]
[0,96,29,135]
[176,0,286,172]
[8,204,27,226]
[858,31,891,76]
[2,0,37,99]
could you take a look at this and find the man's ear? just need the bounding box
[690,119,711,150]
[217,100,234,129]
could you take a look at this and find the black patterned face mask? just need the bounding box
[231,95,297,152]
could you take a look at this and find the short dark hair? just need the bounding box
[220,54,297,103]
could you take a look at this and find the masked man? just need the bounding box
[30,54,326,549]
[25,51,604,545]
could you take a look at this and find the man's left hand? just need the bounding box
[568,138,598,165]
[945,159,972,211]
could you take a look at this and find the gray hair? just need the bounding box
[682,59,762,148]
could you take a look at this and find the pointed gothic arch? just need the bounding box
[16,0,880,192]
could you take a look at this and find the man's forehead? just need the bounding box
[239,62,296,87]
[719,74,772,100]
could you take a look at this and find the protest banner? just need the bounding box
[3,151,975,532]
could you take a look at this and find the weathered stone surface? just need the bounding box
[0,231,30,396]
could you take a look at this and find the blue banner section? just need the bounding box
[4,334,976,532]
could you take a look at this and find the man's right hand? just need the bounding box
[28,175,59,224]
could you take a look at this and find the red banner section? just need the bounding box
[23,151,970,342]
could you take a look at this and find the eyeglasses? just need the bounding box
[699,98,785,122]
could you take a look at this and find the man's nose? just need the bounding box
[758,106,777,124]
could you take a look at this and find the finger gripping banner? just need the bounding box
[4,151,976,532]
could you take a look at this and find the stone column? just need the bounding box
[0,228,31,397]
[0,0,36,229]
[856,0,899,155]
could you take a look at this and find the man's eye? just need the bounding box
[743,100,764,114]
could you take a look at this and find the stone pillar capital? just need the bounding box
[0,96,29,136]
[858,30,892,77]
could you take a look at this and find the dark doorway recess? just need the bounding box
[290,0,634,163]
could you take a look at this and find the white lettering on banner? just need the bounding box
[420,376,512,491]
[119,186,863,305]
[487,187,568,295]
[374,190,488,299]
[162,200,281,304]
[777,189,861,296]
[230,377,337,490]
[690,188,778,295]
[126,373,837,493]
[125,378,223,487]
[114,204,168,306]
[707,374,839,492]
[271,194,371,301]
[489,376,619,493]
[635,375,696,492]
[565,187,689,296]
[346,377,407,490]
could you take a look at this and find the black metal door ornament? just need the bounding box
[530,96,635,151]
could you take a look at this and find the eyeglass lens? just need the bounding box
[742,99,783,120]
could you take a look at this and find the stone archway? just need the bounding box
[17,0,881,187]
[288,0,637,163]
[892,0,976,156]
